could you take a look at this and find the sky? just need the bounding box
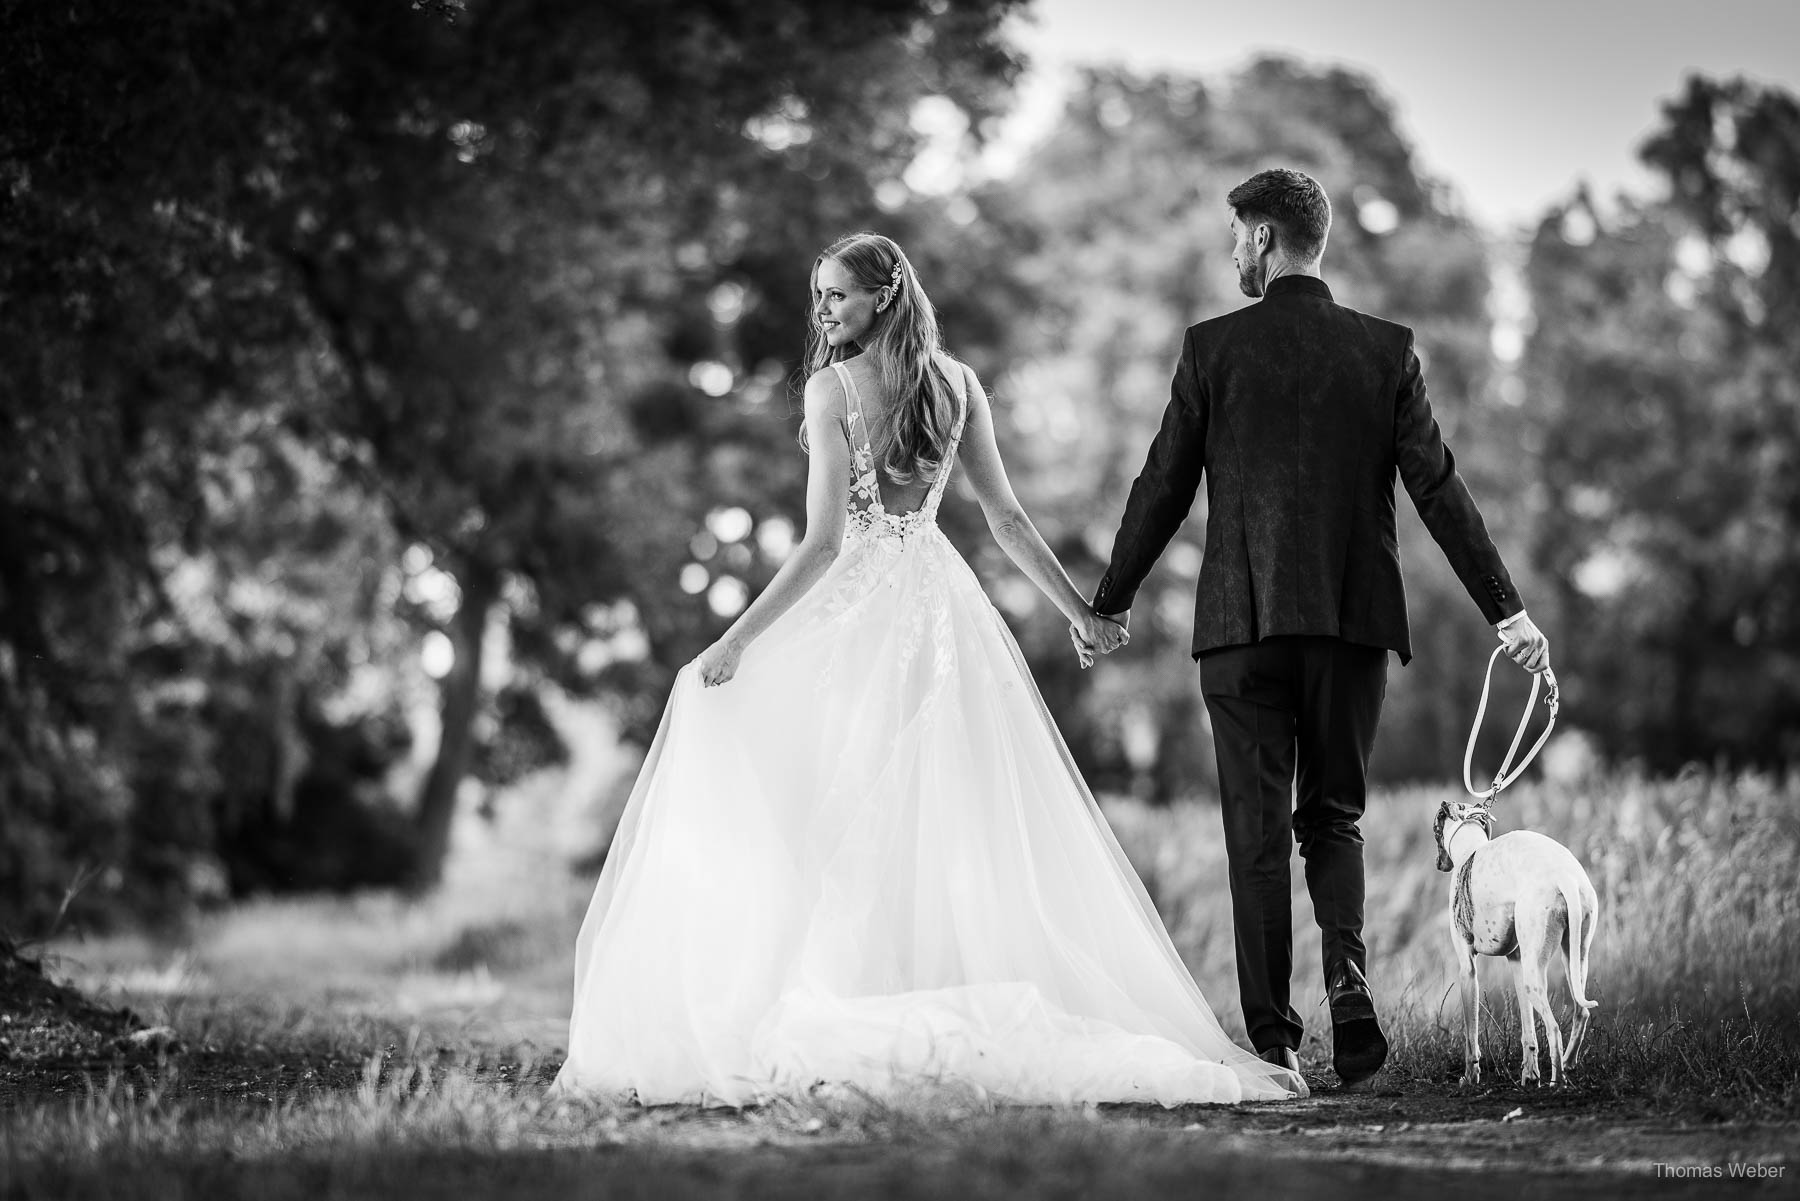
[992,0,1800,232]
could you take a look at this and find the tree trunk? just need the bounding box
[408,563,498,890]
[268,663,309,824]
[1667,567,1709,769]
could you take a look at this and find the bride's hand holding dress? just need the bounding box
[697,372,854,689]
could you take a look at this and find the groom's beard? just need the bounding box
[1236,255,1264,298]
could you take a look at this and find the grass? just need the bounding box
[0,1068,1600,1201]
[1104,767,1800,1107]
[3,1043,1795,1199]
[4,756,1799,1197]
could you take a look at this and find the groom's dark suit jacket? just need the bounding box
[1094,275,1522,665]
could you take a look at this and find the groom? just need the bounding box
[1084,168,1549,1088]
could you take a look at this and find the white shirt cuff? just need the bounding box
[1496,608,1530,630]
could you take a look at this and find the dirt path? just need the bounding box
[10,1038,1787,1198]
[6,1044,1795,1198]
[619,1080,1800,1193]
[1121,1082,1798,1180]
[5,943,1797,1198]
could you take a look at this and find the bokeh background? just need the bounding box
[3,0,1798,1048]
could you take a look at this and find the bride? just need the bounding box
[551,232,1305,1107]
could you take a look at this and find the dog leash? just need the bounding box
[1462,646,1559,801]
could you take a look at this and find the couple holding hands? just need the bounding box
[553,168,1550,1107]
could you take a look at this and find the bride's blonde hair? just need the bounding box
[803,232,960,485]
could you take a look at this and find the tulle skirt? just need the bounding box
[552,522,1304,1106]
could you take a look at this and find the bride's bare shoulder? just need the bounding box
[929,351,974,386]
[935,354,984,409]
[803,365,850,419]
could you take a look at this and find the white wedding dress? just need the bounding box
[552,362,1305,1107]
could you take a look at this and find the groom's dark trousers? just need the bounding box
[1094,275,1524,1055]
[1199,635,1386,1052]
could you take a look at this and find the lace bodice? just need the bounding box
[832,361,967,543]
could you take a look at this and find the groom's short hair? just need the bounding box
[1227,169,1331,262]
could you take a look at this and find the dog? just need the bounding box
[1433,799,1599,1087]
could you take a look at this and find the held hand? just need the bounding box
[1496,612,1551,674]
[1069,624,1096,670]
[1070,608,1130,670]
[695,636,744,688]
[1087,612,1130,655]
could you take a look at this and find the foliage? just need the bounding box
[0,0,1026,917]
[1522,76,1800,767]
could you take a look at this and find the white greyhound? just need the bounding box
[1434,799,1599,1087]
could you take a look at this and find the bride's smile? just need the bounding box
[813,256,885,347]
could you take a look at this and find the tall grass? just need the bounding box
[1104,768,1800,1103]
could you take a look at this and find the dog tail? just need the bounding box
[1559,877,1598,1012]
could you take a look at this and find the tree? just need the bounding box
[0,0,1028,916]
[1522,76,1800,767]
[340,0,1026,883]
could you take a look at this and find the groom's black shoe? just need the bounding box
[1327,960,1388,1089]
[1258,1046,1300,1073]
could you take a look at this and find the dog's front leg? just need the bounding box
[1454,926,1481,1085]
